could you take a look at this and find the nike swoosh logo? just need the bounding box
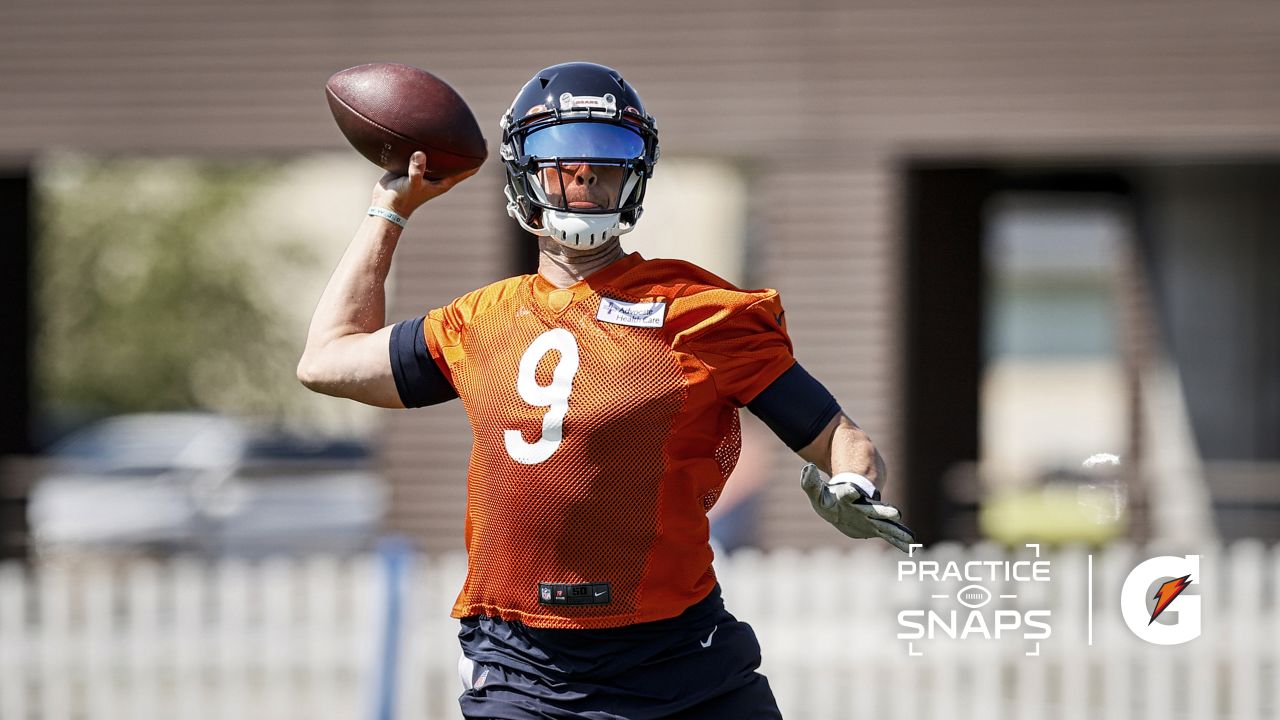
[699,625,718,648]
[594,590,607,597]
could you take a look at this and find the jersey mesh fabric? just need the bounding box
[422,252,794,629]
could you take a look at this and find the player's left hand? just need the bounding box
[800,463,916,553]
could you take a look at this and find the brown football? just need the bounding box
[325,63,487,178]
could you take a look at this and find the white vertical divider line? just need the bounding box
[1087,553,1093,646]
[1056,546,1088,720]
[0,562,25,720]
[1098,542,1134,720]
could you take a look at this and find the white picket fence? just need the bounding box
[0,542,1276,720]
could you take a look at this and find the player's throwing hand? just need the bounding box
[372,151,478,220]
[800,463,917,553]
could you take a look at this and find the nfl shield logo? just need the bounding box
[540,587,551,601]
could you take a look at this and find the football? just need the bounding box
[325,63,487,179]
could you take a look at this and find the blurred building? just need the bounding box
[1,0,1278,553]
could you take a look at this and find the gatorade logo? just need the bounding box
[1120,555,1201,645]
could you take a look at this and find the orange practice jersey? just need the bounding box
[422,252,794,629]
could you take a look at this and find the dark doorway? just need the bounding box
[903,163,1137,544]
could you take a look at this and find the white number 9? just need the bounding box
[504,328,580,464]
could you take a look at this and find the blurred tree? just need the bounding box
[35,155,325,431]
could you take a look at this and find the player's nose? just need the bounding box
[564,163,597,187]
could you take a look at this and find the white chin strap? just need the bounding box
[542,210,629,248]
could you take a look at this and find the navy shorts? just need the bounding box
[456,584,783,720]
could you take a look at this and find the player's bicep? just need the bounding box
[298,325,405,408]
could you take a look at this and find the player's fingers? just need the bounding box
[879,532,913,554]
[828,481,861,505]
[434,166,480,190]
[869,518,913,546]
[832,485,900,521]
[873,519,913,544]
[875,515,916,543]
[800,464,825,504]
[866,501,901,521]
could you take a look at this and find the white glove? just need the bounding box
[800,463,916,553]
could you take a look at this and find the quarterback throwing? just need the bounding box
[299,62,914,720]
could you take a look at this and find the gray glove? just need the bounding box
[800,463,916,553]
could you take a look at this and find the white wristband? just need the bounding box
[367,206,408,228]
[830,472,877,498]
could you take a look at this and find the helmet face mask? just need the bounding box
[501,63,659,248]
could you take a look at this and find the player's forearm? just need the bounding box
[798,414,887,489]
[298,216,400,376]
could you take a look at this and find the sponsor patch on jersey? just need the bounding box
[538,582,612,606]
[596,298,665,328]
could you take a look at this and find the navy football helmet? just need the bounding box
[500,62,659,248]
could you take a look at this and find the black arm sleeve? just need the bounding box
[746,361,842,451]
[389,317,459,408]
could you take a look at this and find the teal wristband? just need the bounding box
[367,206,408,228]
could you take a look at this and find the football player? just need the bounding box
[298,61,915,720]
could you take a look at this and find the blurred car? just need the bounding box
[27,413,387,556]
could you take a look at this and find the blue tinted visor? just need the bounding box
[523,123,645,161]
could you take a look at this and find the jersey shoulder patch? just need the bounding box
[608,258,782,342]
[603,257,776,333]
